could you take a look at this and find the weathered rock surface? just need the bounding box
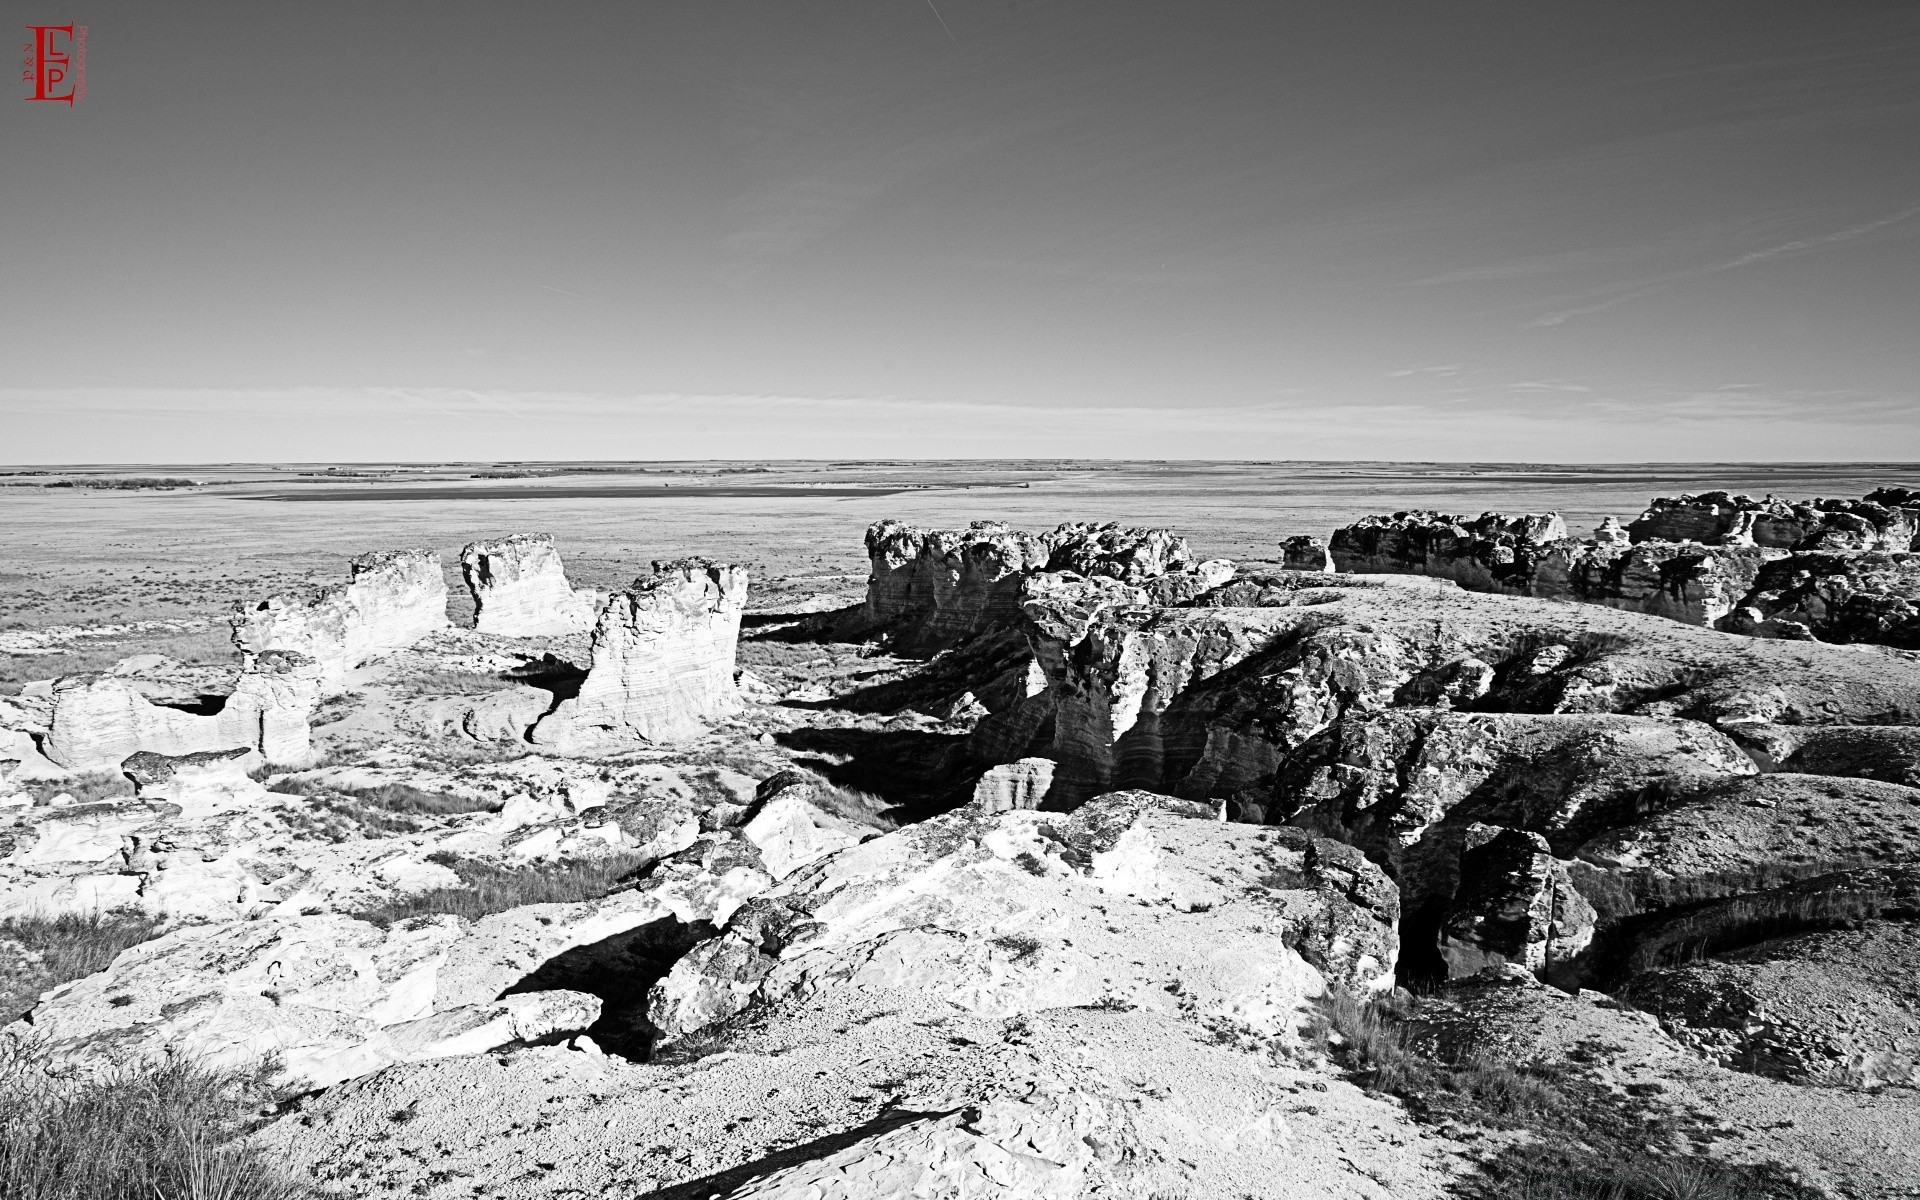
[530,559,748,751]
[740,771,889,880]
[1280,534,1333,572]
[121,747,267,815]
[39,649,321,772]
[1737,723,1920,785]
[649,789,1397,1043]
[860,519,1202,654]
[1721,551,1920,648]
[1438,824,1595,985]
[1624,919,1920,1087]
[16,829,774,1088]
[1567,774,1920,931]
[459,534,601,637]
[970,756,1058,812]
[1629,491,1920,552]
[232,550,449,694]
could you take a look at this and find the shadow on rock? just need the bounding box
[499,914,718,1061]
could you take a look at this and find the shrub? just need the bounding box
[0,1041,303,1200]
[0,910,163,1024]
[14,772,134,807]
[352,853,654,927]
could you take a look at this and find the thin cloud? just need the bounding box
[1530,203,1920,327]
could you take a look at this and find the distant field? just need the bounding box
[2,460,1916,639]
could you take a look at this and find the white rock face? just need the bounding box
[39,650,321,772]
[459,533,601,637]
[971,757,1057,812]
[530,559,748,751]
[741,773,887,880]
[121,747,268,817]
[17,832,776,1089]
[649,790,1399,1044]
[231,549,449,695]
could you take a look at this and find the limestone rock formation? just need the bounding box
[18,826,776,1088]
[1720,550,1920,648]
[232,549,449,694]
[860,519,1205,653]
[40,649,321,772]
[459,533,601,637]
[1628,491,1920,552]
[1439,824,1595,984]
[121,747,267,815]
[740,771,888,880]
[530,559,748,751]
[649,790,1397,1043]
[1281,534,1333,571]
[970,756,1058,812]
[1736,724,1920,785]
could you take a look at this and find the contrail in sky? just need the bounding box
[923,0,958,45]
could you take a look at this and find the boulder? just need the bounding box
[971,757,1058,812]
[1280,535,1333,572]
[1738,724,1920,785]
[459,533,601,637]
[231,549,449,695]
[1438,824,1595,985]
[740,772,887,880]
[530,559,748,751]
[120,747,267,816]
[648,790,1398,1044]
[39,650,320,772]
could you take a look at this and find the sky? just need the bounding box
[3,1,1917,462]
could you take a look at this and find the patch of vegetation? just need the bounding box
[0,910,164,1024]
[1309,991,1818,1200]
[12,771,136,807]
[0,1040,303,1200]
[395,668,520,697]
[989,933,1043,964]
[352,853,654,927]
[268,778,499,841]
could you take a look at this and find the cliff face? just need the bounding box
[232,549,448,694]
[459,534,600,637]
[860,519,1204,655]
[529,559,748,751]
[1721,551,1920,648]
[41,648,321,772]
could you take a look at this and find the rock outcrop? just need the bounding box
[1438,824,1596,985]
[39,649,321,772]
[121,747,267,815]
[1720,551,1920,648]
[459,534,601,637]
[1628,491,1920,552]
[17,826,775,1087]
[648,789,1397,1042]
[530,559,748,751]
[860,519,1204,654]
[232,550,449,694]
[1280,534,1333,572]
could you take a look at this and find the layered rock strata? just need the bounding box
[40,649,321,772]
[530,559,748,750]
[459,533,601,637]
[232,549,449,694]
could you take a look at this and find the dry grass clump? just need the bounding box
[353,853,654,927]
[12,772,136,807]
[806,780,899,831]
[0,909,164,1026]
[1311,991,1816,1200]
[0,1041,303,1200]
[1312,990,1558,1118]
[267,778,498,842]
